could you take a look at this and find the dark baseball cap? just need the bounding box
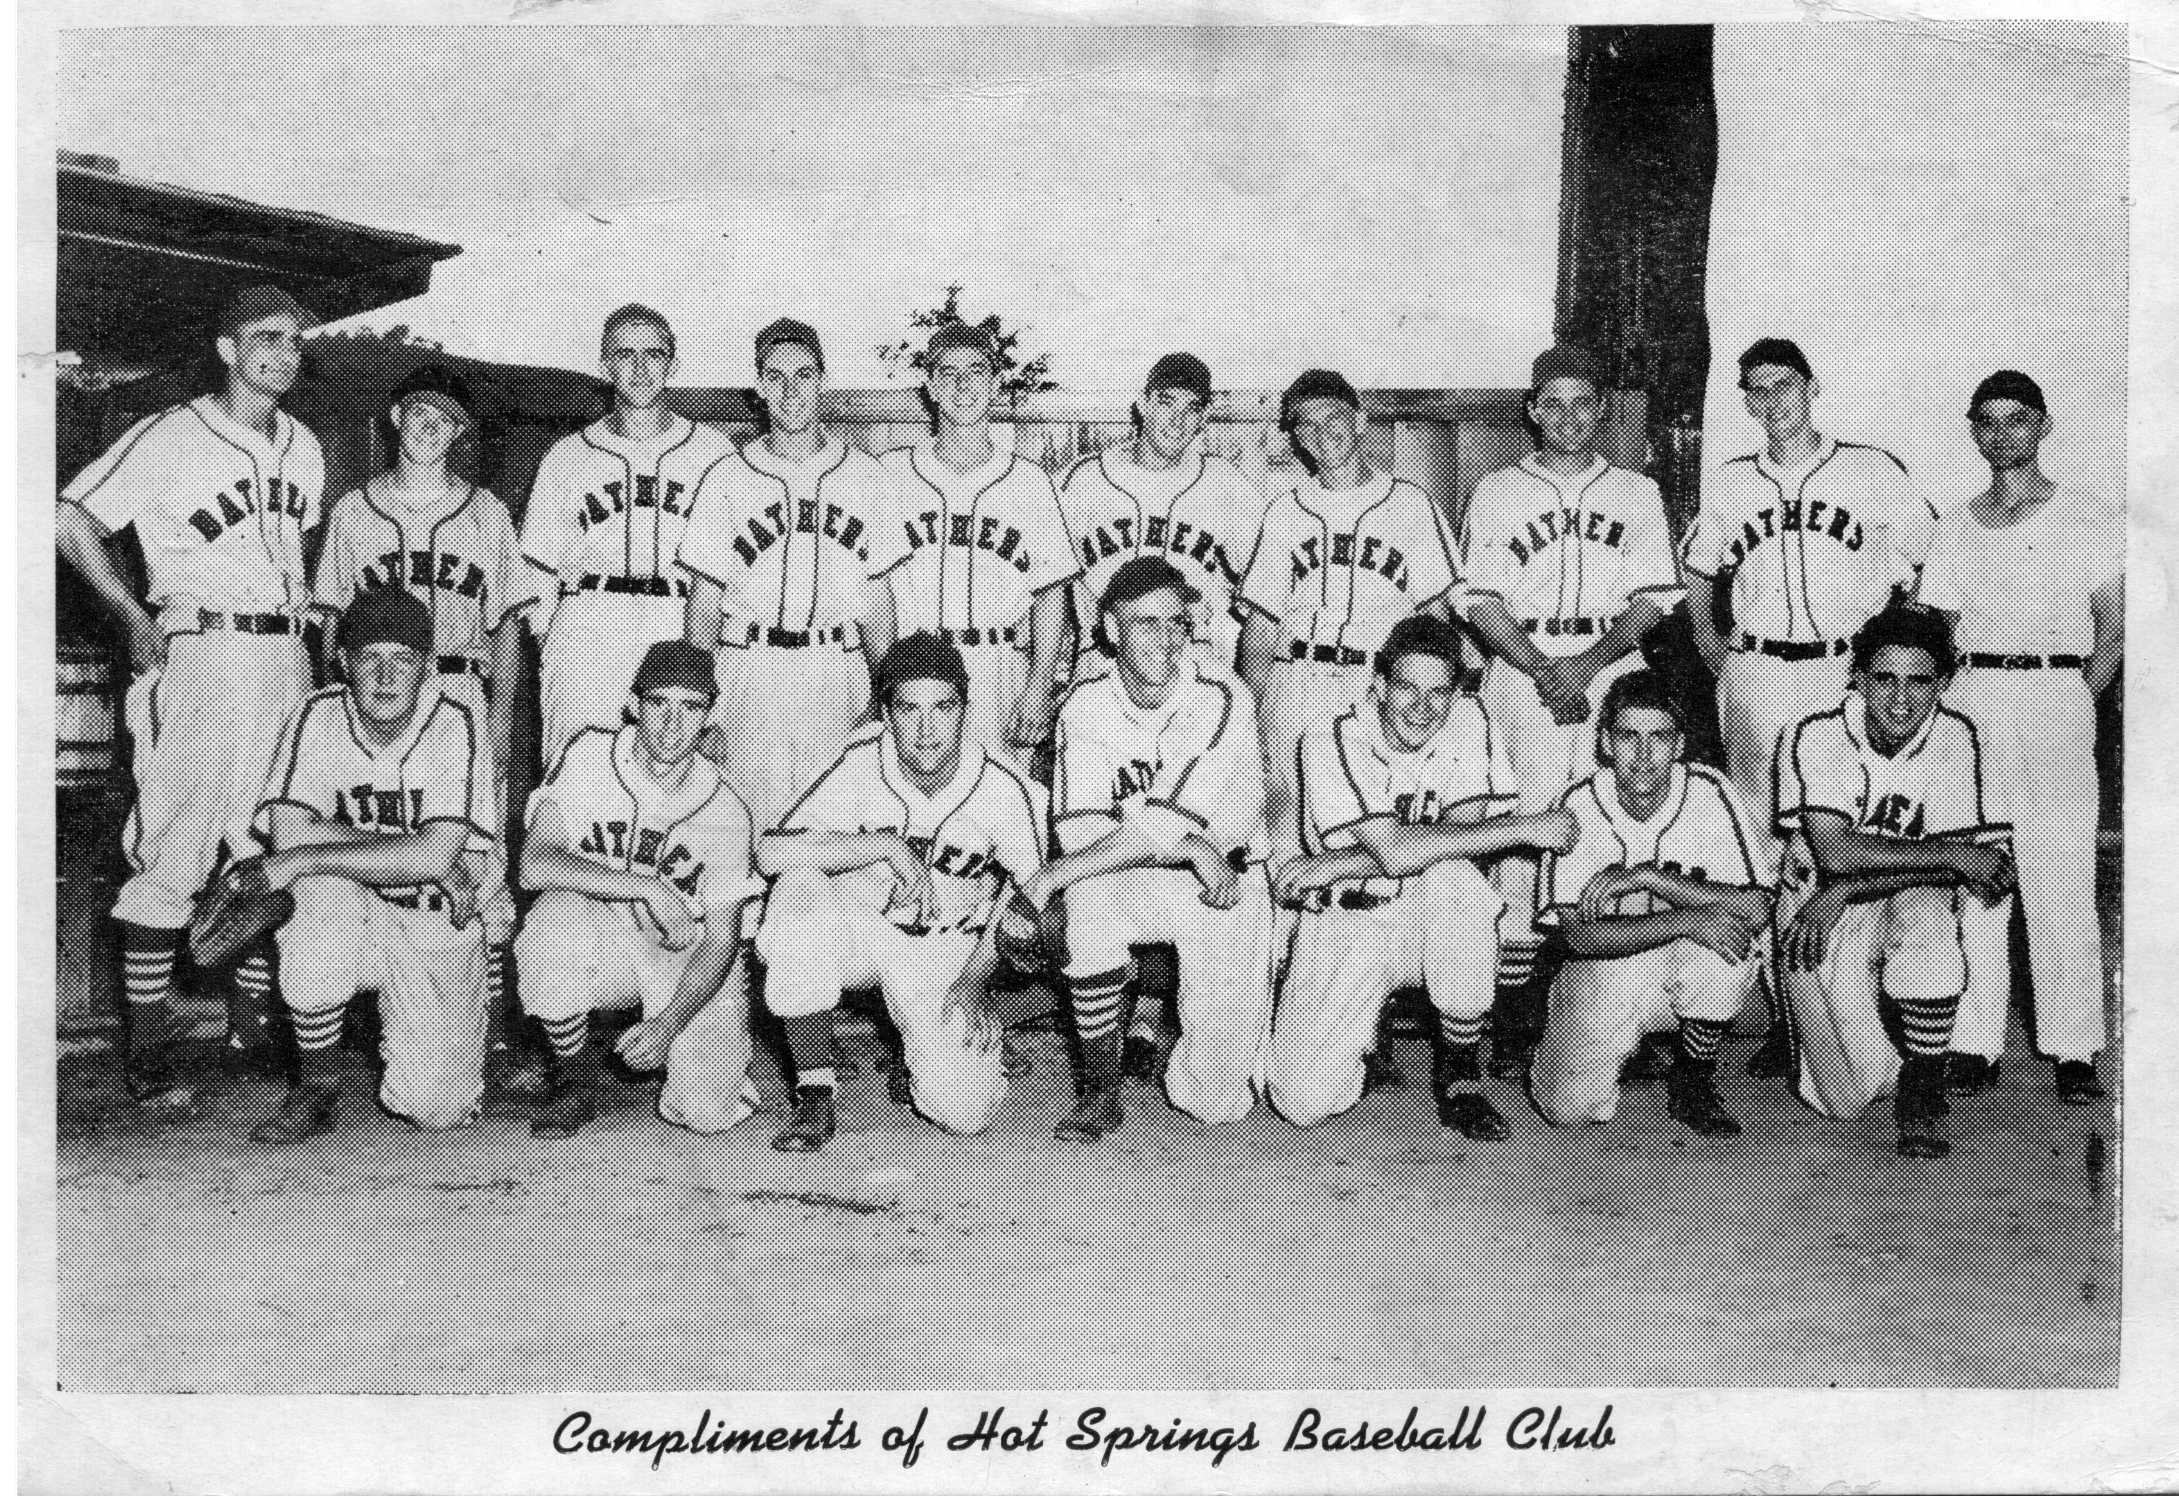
[1280,369,1361,425]
[755,317,825,373]
[388,363,475,431]
[1145,353,1212,405]
[219,285,317,338]
[926,322,998,367]
[339,588,434,656]
[631,640,718,700]
[1530,344,1605,392]
[1100,555,1200,616]
[1968,370,2046,417]
[1738,338,1813,384]
[877,632,970,704]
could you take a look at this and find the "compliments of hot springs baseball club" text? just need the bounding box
[551,1402,1618,1472]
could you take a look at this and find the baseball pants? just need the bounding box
[1065,865,1278,1124]
[278,876,487,1130]
[756,869,1006,1136]
[1778,879,1969,1119]
[116,629,311,929]
[1531,939,1759,1125]
[515,891,758,1135]
[1945,669,2106,1062]
[539,592,686,762]
[710,638,873,835]
[1715,649,1850,880]
[1266,859,1503,1127]
[1261,658,1368,862]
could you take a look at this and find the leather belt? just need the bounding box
[1289,642,1368,667]
[938,626,1018,647]
[189,610,296,635]
[1333,889,1393,911]
[733,623,851,649]
[1965,651,2085,671]
[437,656,488,676]
[1735,634,1849,661]
[1522,617,1602,637]
[569,574,690,599]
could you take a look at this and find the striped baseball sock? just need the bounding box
[1435,1009,1487,1086]
[1494,940,1540,1034]
[485,945,510,1050]
[1677,1018,1729,1069]
[120,924,182,1054]
[1069,967,1130,1085]
[1892,991,1961,1058]
[230,950,276,1047]
[781,1012,837,1092]
[292,1005,347,1089]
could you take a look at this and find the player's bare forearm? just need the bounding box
[522,841,665,906]
[685,577,726,651]
[756,829,913,880]
[267,818,469,891]
[1802,811,1970,883]
[2088,576,2122,696]
[487,617,526,782]
[1037,818,1173,899]
[1464,596,1553,679]
[656,928,743,1041]
[1349,813,1543,878]
[1636,865,1769,913]
[56,504,155,638]
[1026,584,1070,700]
[1816,866,1960,907]
[1237,610,1278,710]
[1685,580,1729,667]
[1555,906,1709,960]
[1585,596,1666,673]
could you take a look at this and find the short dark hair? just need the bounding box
[1375,614,1465,679]
[877,632,970,707]
[1280,369,1361,427]
[1737,338,1813,385]
[1598,669,1685,737]
[1851,602,1956,679]
[602,303,677,361]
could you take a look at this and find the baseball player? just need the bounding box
[1027,556,1278,1141]
[756,633,1045,1151]
[515,641,763,1139]
[1917,371,2122,1105]
[519,305,739,761]
[312,364,526,1055]
[877,322,1078,769]
[679,318,904,835]
[56,285,324,1102]
[1266,614,1579,1136]
[1461,344,1684,1066]
[245,590,494,1142]
[1775,604,2014,1157]
[1531,670,1772,1137]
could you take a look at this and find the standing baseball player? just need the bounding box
[1266,615,1578,1136]
[1917,371,2122,1105]
[312,364,526,1058]
[245,590,495,1142]
[1531,670,1772,1136]
[1775,604,2015,1156]
[1461,344,1684,1067]
[520,305,738,761]
[56,285,324,1102]
[680,318,904,835]
[756,633,1045,1151]
[877,323,1078,769]
[1027,556,1278,1141]
[514,641,763,1139]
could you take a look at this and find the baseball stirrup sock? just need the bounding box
[292,1006,346,1088]
[1677,1018,1729,1066]
[1436,1010,1487,1051]
[231,952,276,1041]
[121,923,181,1013]
[780,1012,836,1090]
[541,1012,589,1060]
[1068,968,1130,1046]
[486,946,509,1048]
[1893,992,1961,1057]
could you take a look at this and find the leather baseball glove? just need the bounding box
[189,855,295,971]
[995,888,1064,978]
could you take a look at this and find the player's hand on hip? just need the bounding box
[645,889,704,951]
[1531,807,1582,856]
[615,1015,676,1072]
[1690,905,1758,964]
[1779,890,1844,972]
[128,617,168,677]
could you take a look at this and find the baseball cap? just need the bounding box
[1280,369,1361,425]
[1100,555,1200,616]
[338,588,434,656]
[1530,344,1605,392]
[1145,352,1213,405]
[926,322,998,367]
[1737,338,1813,384]
[630,640,718,700]
[755,317,825,373]
[388,363,475,431]
[877,632,971,704]
[1968,370,2046,417]
[1376,613,1466,676]
[219,285,317,338]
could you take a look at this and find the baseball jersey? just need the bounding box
[527,725,754,921]
[1461,454,1683,650]
[314,479,523,664]
[255,681,492,925]
[1681,436,1934,644]
[1299,697,1517,902]
[1778,696,1992,847]
[1059,447,1265,645]
[1917,487,2122,656]
[1540,763,1764,924]
[878,437,1079,637]
[773,725,1044,933]
[519,415,740,631]
[64,395,323,615]
[676,433,909,634]
[1053,658,1266,863]
[1238,472,1461,657]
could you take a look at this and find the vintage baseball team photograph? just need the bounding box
[28,12,2146,1491]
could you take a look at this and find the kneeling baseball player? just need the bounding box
[1775,604,2013,1157]
[1267,614,1577,1136]
[1531,670,1772,1137]
[756,633,1046,1152]
[1029,556,1278,1141]
[245,590,495,1141]
[515,641,762,1139]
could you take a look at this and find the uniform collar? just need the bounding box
[1302,468,1394,512]
[586,412,692,455]
[915,431,1013,491]
[1755,433,1837,480]
[1518,452,1607,487]
[611,724,721,817]
[1105,654,1206,726]
[1104,445,1203,487]
[194,394,289,455]
[877,723,986,823]
[740,429,845,481]
[1347,699,1443,771]
[341,674,444,764]
[1845,690,1938,762]
[366,472,473,519]
[1590,761,1688,834]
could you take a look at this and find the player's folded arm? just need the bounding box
[1798,806,1962,884]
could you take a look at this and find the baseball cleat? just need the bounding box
[1667,1074,1743,1137]
[772,1086,837,1152]
[1054,1086,1123,1143]
[531,1081,599,1139]
[2055,1061,2106,1106]
[1002,1035,1034,1079]
[1437,1090,1510,1140]
[1745,1032,1794,1079]
[1486,1038,1534,1081]
[490,1049,554,1102]
[1120,1033,1167,1084]
[1943,1053,2000,1097]
[122,1049,196,1108]
[249,1083,338,1144]
[1894,1055,1951,1158]
[883,1059,915,1107]
[1360,1048,1408,1093]
[1619,1033,1677,1087]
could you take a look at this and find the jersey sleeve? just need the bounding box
[290,422,328,533]
[477,491,525,633]
[1703,771,1765,888]
[518,439,583,629]
[64,410,177,534]
[253,694,339,835]
[311,492,367,616]
[1776,715,1858,834]
[674,458,740,590]
[1137,678,1264,856]
[1402,482,1461,607]
[1019,467,1083,595]
[1299,720,1372,852]
[1534,788,1605,927]
[985,764,1048,888]
[1052,696,1121,853]
[1236,498,1292,620]
[1922,715,1995,840]
[1621,475,1686,610]
[1679,483,1735,580]
[1461,700,1519,815]
[1911,513,1967,614]
[1456,471,1519,610]
[1875,457,1936,586]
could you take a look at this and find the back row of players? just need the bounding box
[57,287,2122,1157]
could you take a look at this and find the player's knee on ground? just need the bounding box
[512,892,600,1022]
[1882,884,1968,1003]
[753,870,847,1019]
[1265,1053,1366,1128]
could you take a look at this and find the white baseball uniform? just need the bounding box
[519,415,740,759]
[1053,658,1277,1124]
[1059,446,1266,677]
[1681,437,1934,875]
[1919,486,2119,1064]
[1775,695,2001,1118]
[255,681,493,1129]
[516,726,762,1134]
[760,725,1044,1135]
[1238,471,1462,854]
[1265,698,1516,1127]
[677,433,910,833]
[1530,763,1766,1125]
[64,395,322,930]
[878,437,1080,763]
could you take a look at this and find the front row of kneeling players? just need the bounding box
[248,566,2011,1160]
